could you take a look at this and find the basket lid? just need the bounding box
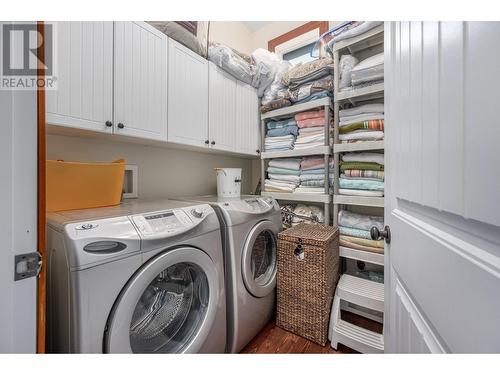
[278,223,338,246]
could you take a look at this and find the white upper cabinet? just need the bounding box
[114,22,168,141]
[167,38,209,147]
[208,62,260,156]
[235,81,260,155]
[46,22,113,133]
[208,63,237,152]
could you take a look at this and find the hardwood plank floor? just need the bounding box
[241,311,383,354]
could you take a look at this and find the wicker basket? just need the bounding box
[276,223,339,346]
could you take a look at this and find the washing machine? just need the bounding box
[179,195,282,353]
[46,199,226,353]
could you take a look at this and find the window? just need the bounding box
[268,21,329,65]
[282,42,316,66]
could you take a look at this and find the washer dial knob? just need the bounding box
[191,208,204,218]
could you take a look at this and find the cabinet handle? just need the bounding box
[105,120,113,127]
[117,123,125,129]
[256,149,261,154]
[205,140,209,145]
[211,141,215,145]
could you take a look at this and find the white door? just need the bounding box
[235,81,260,156]
[114,22,168,141]
[385,21,500,353]
[0,22,39,353]
[208,63,237,152]
[46,22,113,133]
[168,39,209,147]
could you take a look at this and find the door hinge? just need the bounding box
[14,252,42,281]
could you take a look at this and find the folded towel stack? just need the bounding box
[295,156,334,194]
[338,210,384,255]
[264,158,302,193]
[264,118,298,151]
[293,110,333,150]
[339,152,384,196]
[339,103,384,143]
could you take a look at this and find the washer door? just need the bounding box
[241,221,278,298]
[105,247,219,353]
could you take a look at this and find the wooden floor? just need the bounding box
[241,311,383,354]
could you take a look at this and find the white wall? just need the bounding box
[209,22,253,55]
[46,134,257,199]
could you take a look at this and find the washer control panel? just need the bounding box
[131,204,211,237]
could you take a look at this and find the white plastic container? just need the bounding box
[215,168,242,198]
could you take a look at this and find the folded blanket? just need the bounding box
[267,174,300,184]
[297,117,332,128]
[295,187,326,194]
[339,103,384,117]
[294,142,326,150]
[343,169,385,180]
[267,126,299,137]
[265,145,293,152]
[339,130,384,142]
[266,118,297,130]
[341,174,383,182]
[339,120,384,134]
[339,238,384,254]
[261,98,291,114]
[342,152,385,165]
[338,188,384,197]
[329,21,383,44]
[339,178,384,191]
[268,158,302,170]
[267,166,301,176]
[299,126,329,133]
[301,173,333,182]
[339,226,373,240]
[301,156,332,169]
[295,109,327,121]
[340,235,384,249]
[338,210,384,231]
[283,57,334,86]
[339,113,385,126]
[289,76,334,103]
[294,90,332,105]
[265,179,296,190]
[340,161,384,171]
[301,167,332,175]
[300,179,331,187]
[288,67,334,90]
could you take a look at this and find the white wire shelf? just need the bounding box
[335,82,384,103]
[261,191,331,203]
[332,24,385,54]
[333,194,384,207]
[261,146,331,159]
[333,140,384,153]
[261,97,332,120]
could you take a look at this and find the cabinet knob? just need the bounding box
[117,123,125,129]
[256,149,261,154]
[205,140,209,145]
[211,141,215,145]
[105,120,113,127]
[371,225,391,244]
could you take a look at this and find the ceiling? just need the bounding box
[241,21,273,33]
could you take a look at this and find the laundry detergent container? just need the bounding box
[46,159,125,212]
[215,168,242,198]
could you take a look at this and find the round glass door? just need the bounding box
[105,248,219,353]
[242,221,278,298]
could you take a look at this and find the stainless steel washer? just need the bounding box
[46,199,226,353]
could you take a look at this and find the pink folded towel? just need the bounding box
[297,117,333,128]
[295,109,326,121]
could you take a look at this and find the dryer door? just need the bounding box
[105,247,219,353]
[241,220,278,298]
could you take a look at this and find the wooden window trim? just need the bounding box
[268,21,329,52]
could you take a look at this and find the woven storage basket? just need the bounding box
[276,223,339,346]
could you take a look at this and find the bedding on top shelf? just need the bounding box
[148,21,208,57]
[338,209,384,254]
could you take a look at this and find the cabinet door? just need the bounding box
[46,22,113,133]
[208,63,237,152]
[114,22,168,141]
[235,81,260,156]
[167,39,209,147]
